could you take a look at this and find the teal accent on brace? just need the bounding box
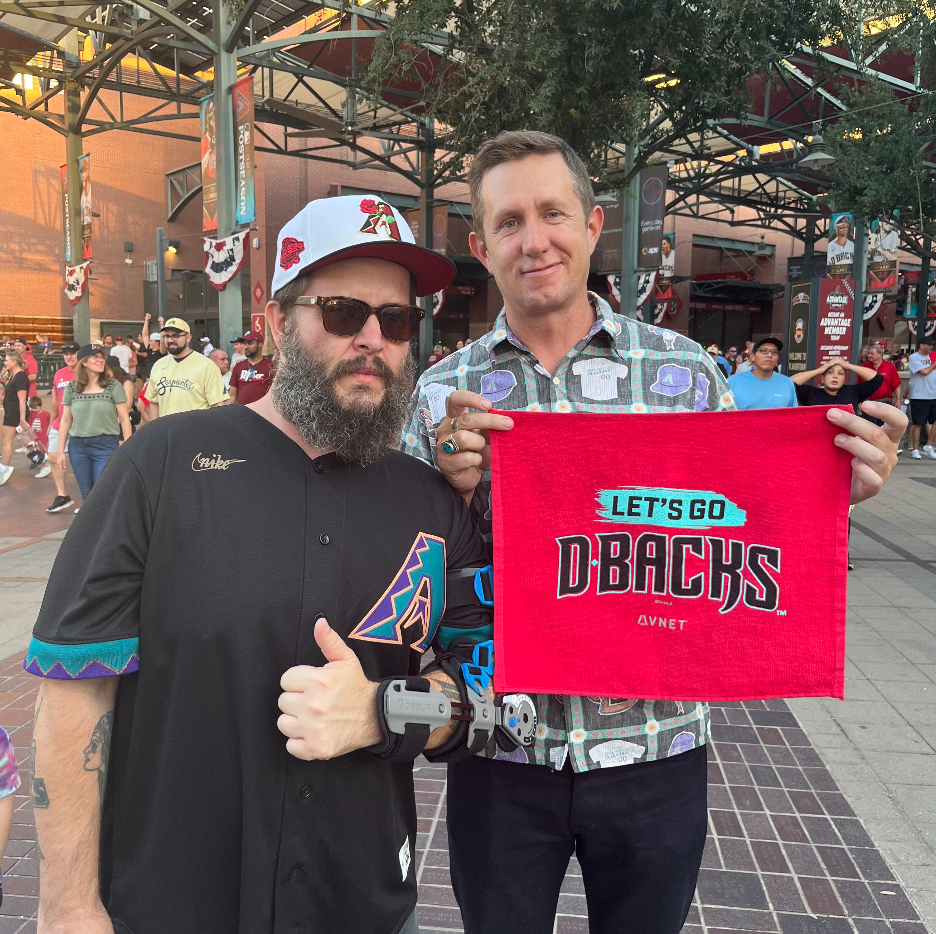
[25,636,140,677]
[596,486,747,529]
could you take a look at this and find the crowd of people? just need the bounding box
[14,130,906,934]
[0,320,275,510]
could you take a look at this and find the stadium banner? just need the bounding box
[60,164,74,264]
[200,93,217,232]
[78,154,92,260]
[785,283,812,376]
[816,278,855,361]
[637,165,667,269]
[232,75,256,226]
[490,408,850,700]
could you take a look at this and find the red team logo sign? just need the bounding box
[490,408,852,701]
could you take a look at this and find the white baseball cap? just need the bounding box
[271,194,455,297]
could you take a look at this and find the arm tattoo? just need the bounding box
[437,680,461,704]
[31,697,49,809]
[82,711,114,804]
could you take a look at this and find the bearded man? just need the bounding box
[26,197,494,934]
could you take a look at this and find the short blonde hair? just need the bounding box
[468,130,596,240]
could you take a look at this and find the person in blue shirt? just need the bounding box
[728,337,798,409]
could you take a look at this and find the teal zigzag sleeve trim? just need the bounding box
[23,636,140,680]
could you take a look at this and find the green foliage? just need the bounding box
[824,80,936,235]
[365,0,848,185]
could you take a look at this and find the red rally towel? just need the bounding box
[489,406,852,701]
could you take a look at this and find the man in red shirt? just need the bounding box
[859,343,902,428]
[12,338,38,397]
[45,341,79,513]
[228,330,275,405]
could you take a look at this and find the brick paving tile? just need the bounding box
[0,661,925,934]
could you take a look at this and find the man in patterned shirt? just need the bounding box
[402,130,905,934]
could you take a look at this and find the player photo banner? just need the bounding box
[200,94,218,232]
[638,165,667,269]
[489,408,851,700]
[78,154,92,260]
[826,212,854,279]
[232,75,256,226]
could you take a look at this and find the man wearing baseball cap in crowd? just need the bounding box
[728,336,798,409]
[27,194,495,934]
[142,317,226,417]
[230,335,248,367]
[229,329,275,405]
[44,341,80,514]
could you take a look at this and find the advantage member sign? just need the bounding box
[489,407,851,701]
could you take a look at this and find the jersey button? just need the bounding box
[288,867,302,882]
[319,533,330,545]
[552,377,560,386]
[313,463,324,474]
[300,784,312,799]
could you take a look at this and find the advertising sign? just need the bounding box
[77,154,92,260]
[489,408,850,700]
[637,165,667,269]
[816,278,855,360]
[232,75,256,226]
[786,284,812,375]
[200,94,217,232]
[60,163,74,264]
[826,213,854,279]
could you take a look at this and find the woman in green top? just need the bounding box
[57,344,132,505]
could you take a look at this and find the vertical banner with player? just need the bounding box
[816,278,855,360]
[60,164,75,264]
[638,165,667,269]
[200,94,218,232]
[826,213,854,279]
[77,154,92,260]
[785,284,812,375]
[232,76,256,226]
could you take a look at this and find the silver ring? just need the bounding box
[451,417,460,433]
[441,436,460,455]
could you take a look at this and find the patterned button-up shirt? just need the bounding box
[402,294,736,772]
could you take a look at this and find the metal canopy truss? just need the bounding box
[1,2,933,245]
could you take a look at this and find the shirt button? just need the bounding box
[320,533,330,545]
[300,785,312,799]
[313,463,324,474]
[288,867,302,882]
[552,377,560,386]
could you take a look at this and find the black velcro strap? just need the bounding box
[367,676,432,761]
[446,566,493,609]
[421,654,490,763]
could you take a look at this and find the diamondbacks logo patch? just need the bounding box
[279,236,304,270]
[349,532,445,652]
[359,198,401,241]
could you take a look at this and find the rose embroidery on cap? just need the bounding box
[279,237,304,270]
[359,198,401,241]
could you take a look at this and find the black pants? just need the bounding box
[447,745,707,934]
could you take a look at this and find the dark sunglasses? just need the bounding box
[293,295,424,343]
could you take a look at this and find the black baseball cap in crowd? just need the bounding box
[61,341,80,353]
[77,344,106,362]
[753,336,783,353]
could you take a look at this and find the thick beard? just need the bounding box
[270,324,414,467]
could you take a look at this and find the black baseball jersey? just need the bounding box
[26,405,490,934]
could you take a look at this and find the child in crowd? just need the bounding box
[27,396,51,478]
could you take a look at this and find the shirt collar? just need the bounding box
[479,292,621,357]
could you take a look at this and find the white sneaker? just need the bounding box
[897,448,904,455]
[924,446,936,460]
[0,464,12,485]
[912,449,923,459]
[34,464,51,479]
[13,447,26,455]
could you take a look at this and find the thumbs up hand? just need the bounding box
[277,618,381,760]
